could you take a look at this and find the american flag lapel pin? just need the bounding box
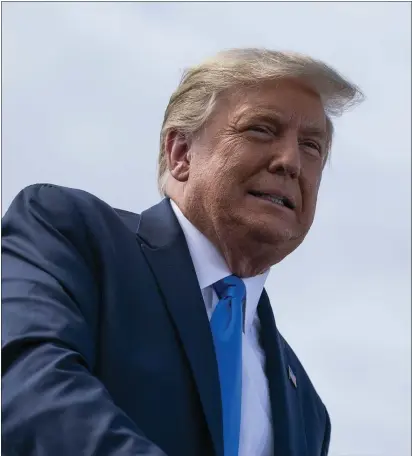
[288,365,297,389]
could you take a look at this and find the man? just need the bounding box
[2,48,363,456]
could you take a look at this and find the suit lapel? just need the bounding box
[136,199,223,456]
[258,290,309,456]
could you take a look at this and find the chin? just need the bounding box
[216,214,305,275]
[246,216,297,242]
[250,219,306,258]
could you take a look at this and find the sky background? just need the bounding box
[2,2,411,455]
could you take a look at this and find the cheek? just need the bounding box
[224,139,266,180]
[301,176,321,214]
[209,140,247,182]
[194,136,265,202]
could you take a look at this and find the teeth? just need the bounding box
[259,194,285,206]
[270,196,285,206]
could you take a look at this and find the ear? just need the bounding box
[164,130,191,183]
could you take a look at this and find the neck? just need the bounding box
[170,198,274,279]
[212,234,274,278]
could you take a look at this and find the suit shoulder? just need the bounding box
[113,208,141,233]
[4,184,141,234]
[5,183,111,215]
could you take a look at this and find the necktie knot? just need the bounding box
[213,275,246,302]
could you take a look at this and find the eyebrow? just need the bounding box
[299,126,328,140]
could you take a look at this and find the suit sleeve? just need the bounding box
[321,405,331,456]
[1,184,167,456]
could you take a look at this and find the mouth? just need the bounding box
[248,191,295,210]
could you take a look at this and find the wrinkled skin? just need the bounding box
[166,79,327,278]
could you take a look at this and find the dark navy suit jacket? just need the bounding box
[2,184,331,456]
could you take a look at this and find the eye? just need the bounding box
[301,140,322,155]
[247,125,274,135]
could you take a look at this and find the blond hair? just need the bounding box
[158,48,364,195]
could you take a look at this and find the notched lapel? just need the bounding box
[258,290,309,456]
[137,199,224,456]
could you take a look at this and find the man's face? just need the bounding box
[169,78,327,274]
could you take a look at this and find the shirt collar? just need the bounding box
[170,200,270,330]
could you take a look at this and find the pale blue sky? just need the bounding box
[2,2,411,455]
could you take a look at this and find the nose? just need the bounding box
[267,137,301,179]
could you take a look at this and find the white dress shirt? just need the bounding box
[170,200,274,456]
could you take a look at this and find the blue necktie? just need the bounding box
[211,275,246,456]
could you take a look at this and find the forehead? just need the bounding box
[224,79,327,131]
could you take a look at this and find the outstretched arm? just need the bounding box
[2,184,167,456]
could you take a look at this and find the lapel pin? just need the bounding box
[288,365,297,389]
